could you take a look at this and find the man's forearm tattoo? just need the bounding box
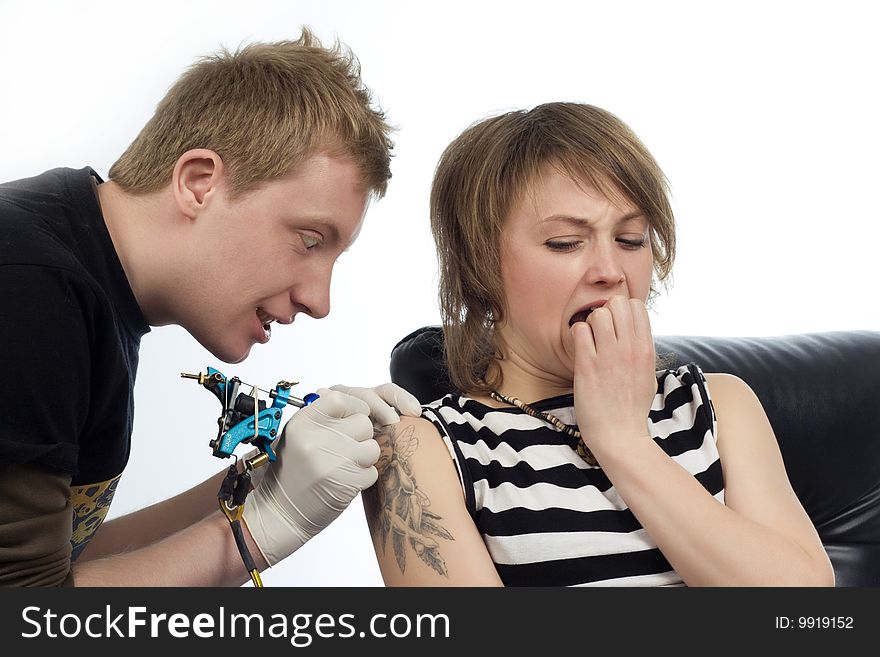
[363,424,454,577]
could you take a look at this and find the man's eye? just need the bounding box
[301,234,321,249]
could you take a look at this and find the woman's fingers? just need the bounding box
[586,304,615,351]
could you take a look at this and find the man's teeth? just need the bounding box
[257,309,274,329]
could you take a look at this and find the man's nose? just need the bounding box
[293,270,332,319]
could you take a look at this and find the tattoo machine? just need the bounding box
[180,366,319,587]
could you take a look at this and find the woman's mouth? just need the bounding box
[568,301,607,327]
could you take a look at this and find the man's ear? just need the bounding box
[171,149,225,220]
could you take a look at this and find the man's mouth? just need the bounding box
[257,307,274,335]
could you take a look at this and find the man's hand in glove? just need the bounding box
[242,383,420,566]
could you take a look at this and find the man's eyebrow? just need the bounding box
[303,219,341,245]
[540,211,646,227]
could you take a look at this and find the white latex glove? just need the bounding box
[329,382,422,426]
[242,388,379,566]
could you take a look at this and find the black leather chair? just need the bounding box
[389,326,880,587]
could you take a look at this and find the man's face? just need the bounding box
[182,152,369,363]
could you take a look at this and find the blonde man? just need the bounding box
[0,28,419,586]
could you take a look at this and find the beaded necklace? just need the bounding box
[489,390,598,466]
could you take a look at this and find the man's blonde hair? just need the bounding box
[430,102,676,394]
[109,28,392,198]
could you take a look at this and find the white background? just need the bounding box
[1,0,877,586]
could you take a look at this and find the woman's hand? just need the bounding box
[570,295,657,455]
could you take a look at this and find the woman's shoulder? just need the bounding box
[656,362,711,394]
[659,363,747,390]
[420,392,507,445]
[660,363,753,399]
[422,392,492,419]
[372,415,450,470]
[652,363,721,425]
[657,364,761,426]
[392,413,443,437]
[701,372,757,409]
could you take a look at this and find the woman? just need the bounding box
[363,102,833,586]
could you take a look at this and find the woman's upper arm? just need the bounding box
[706,373,830,566]
[363,415,503,586]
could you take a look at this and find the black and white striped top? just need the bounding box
[421,363,723,587]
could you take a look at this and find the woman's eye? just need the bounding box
[545,240,581,252]
[617,237,647,250]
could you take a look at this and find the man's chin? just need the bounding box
[206,341,252,365]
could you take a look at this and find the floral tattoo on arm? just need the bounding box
[363,424,454,577]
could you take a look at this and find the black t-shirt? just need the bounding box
[0,167,149,565]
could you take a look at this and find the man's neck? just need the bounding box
[95,181,177,326]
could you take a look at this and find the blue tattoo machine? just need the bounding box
[181,366,319,468]
[180,367,319,587]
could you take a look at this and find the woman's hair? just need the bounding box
[430,102,676,394]
[109,27,393,199]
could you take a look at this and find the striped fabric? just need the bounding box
[421,363,723,587]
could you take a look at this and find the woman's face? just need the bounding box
[496,165,655,384]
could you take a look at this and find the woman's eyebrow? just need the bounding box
[540,211,645,227]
